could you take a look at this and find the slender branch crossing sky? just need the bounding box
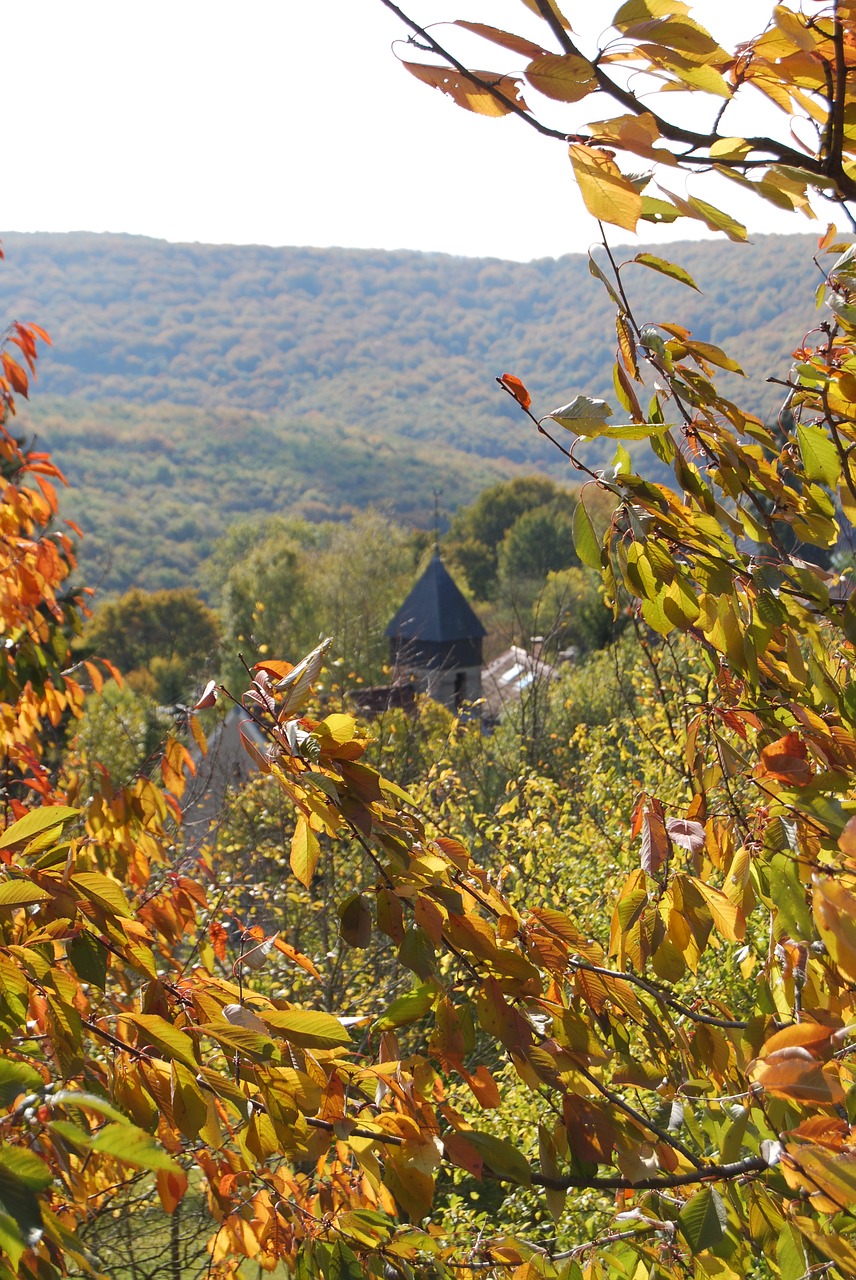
[3,1,822,260]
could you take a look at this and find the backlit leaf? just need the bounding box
[572,498,604,569]
[633,253,700,291]
[91,1123,180,1172]
[261,1008,352,1049]
[525,53,597,103]
[403,63,527,117]
[569,145,642,232]
[0,806,78,850]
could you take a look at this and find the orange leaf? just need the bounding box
[759,1022,837,1059]
[462,1064,501,1108]
[444,1131,484,1178]
[273,936,322,980]
[209,921,228,962]
[84,660,104,696]
[1,353,28,397]
[156,1168,188,1214]
[759,732,812,785]
[749,1046,845,1104]
[189,714,208,756]
[499,373,532,410]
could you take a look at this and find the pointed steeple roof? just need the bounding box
[386,551,486,643]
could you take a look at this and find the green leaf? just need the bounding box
[0,879,52,908]
[375,984,434,1031]
[262,1008,352,1049]
[90,1123,180,1172]
[640,195,682,224]
[50,1090,132,1125]
[328,1240,366,1280]
[678,1186,727,1252]
[0,1147,52,1193]
[0,1150,50,1258]
[67,931,108,989]
[572,500,603,570]
[0,806,78,851]
[465,1132,532,1186]
[48,1120,95,1150]
[658,186,747,242]
[797,423,841,488]
[338,892,372,949]
[0,1062,42,1110]
[0,1213,28,1270]
[777,1223,808,1280]
[633,253,700,291]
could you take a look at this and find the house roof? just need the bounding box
[386,550,486,643]
[481,644,559,722]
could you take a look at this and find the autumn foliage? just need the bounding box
[9,3,856,1279]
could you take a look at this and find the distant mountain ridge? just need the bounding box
[0,230,823,591]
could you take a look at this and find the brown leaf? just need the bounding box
[640,797,668,875]
[666,817,705,853]
[193,679,218,710]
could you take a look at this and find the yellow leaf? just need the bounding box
[569,145,641,232]
[290,815,320,888]
[691,878,745,942]
[525,53,596,103]
[813,875,856,984]
[517,0,573,28]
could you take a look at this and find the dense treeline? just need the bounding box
[0,231,822,591]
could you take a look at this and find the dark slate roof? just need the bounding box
[386,551,486,643]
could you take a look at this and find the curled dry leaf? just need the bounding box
[193,679,218,710]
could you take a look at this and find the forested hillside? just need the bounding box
[0,230,821,589]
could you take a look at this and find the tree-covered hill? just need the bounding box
[0,230,823,589]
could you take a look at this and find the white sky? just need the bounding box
[2,0,825,261]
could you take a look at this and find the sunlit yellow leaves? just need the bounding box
[783,1147,856,1213]
[403,63,527,117]
[569,145,642,232]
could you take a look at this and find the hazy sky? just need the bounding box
[3,0,822,261]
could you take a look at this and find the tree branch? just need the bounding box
[531,1154,768,1191]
